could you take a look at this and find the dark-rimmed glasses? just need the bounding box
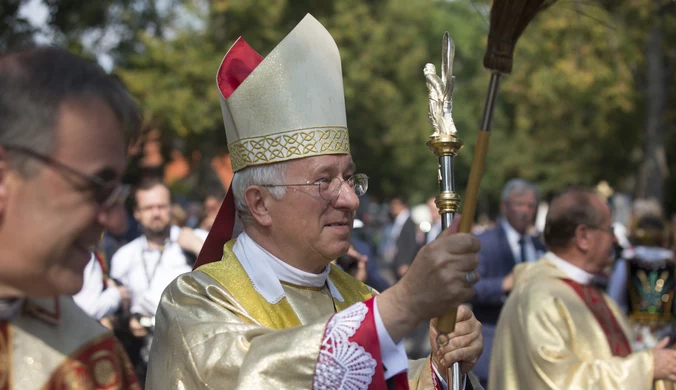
[589,225,615,235]
[260,173,368,201]
[2,144,129,209]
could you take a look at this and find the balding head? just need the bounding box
[544,190,608,251]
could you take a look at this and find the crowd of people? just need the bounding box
[1,12,676,390]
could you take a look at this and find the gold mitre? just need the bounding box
[217,14,350,172]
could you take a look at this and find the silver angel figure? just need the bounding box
[425,32,457,136]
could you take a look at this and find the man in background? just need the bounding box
[110,179,205,383]
[490,189,676,389]
[74,205,131,327]
[471,178,546,385]
[389,196,425,280]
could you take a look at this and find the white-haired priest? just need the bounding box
[146,14,484,390]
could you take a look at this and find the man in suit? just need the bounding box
[426,196,443,245]
[471,178,546,386]
[389,196,424,280]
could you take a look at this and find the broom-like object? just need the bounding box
[433,1,558,389]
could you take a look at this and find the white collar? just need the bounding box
[232,232,344,304]
[545,252,595,285]
[502,219,524,242]
[502,219,534,262]
[390,209,410,240]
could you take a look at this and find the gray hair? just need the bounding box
[232,161,289,223]
[0,47,141,175]
[501,178,540,203]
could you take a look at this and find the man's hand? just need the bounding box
[378,231,480,343]
[177,227,205,255]
[107,278,130,311]
[430,305,483,377]
[99,317,114,330]
[129,317,149,338]
[354,258,368,283]
[502,272,514,293]
[346,245,369,283]
[653,337,676,381]
[397,264,409,278]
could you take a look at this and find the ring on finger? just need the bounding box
[465,271,478,285]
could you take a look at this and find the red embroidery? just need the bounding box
[43,335,140,390]
[94,248,109,284]
[562,279,632,357]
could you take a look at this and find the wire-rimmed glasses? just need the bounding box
[260,173,369,201]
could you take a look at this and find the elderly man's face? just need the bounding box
[0,99,127,297]
[267,154,359,272]
[501,190,537,235]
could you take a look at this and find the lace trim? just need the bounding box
[314,302,377,390]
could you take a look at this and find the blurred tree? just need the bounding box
[119,0,490,203]
[4,0,673,216]
[0,0,175,57]
[0,0,36,50]
[486,0,674,210]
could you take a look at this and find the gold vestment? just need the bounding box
[489,258,654,389]
[146,239,483,389]
[0,296,139,389]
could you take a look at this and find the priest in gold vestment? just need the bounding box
[490,190,676,389]
[0,48,141,389]
[146,14,485,390]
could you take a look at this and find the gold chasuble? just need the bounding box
[0,296,139,390]
[146,238,462,389]
[489,257,654,390]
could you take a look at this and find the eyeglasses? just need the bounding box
[3,144,129,209]
[589,225,615,235]
[260,173,369,201]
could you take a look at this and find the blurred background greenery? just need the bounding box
[2,0,674,217]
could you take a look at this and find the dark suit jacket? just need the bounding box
[471,223,546,381]
[391,217,422,279]
[351,236,391,293]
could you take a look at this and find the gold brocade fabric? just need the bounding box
[489,259,654,390]
[0,296,138,390]
[146,239,468,389]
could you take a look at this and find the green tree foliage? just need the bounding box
[494,0,674,207]
[0,0,35,50]
[0,0,173,56]
[119,0,490,203]
[3,0,674,215]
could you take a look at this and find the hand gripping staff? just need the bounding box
[424,2,558,389]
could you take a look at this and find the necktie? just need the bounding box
[518,236,527,263]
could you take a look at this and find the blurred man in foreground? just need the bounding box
[0,47,140,389]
